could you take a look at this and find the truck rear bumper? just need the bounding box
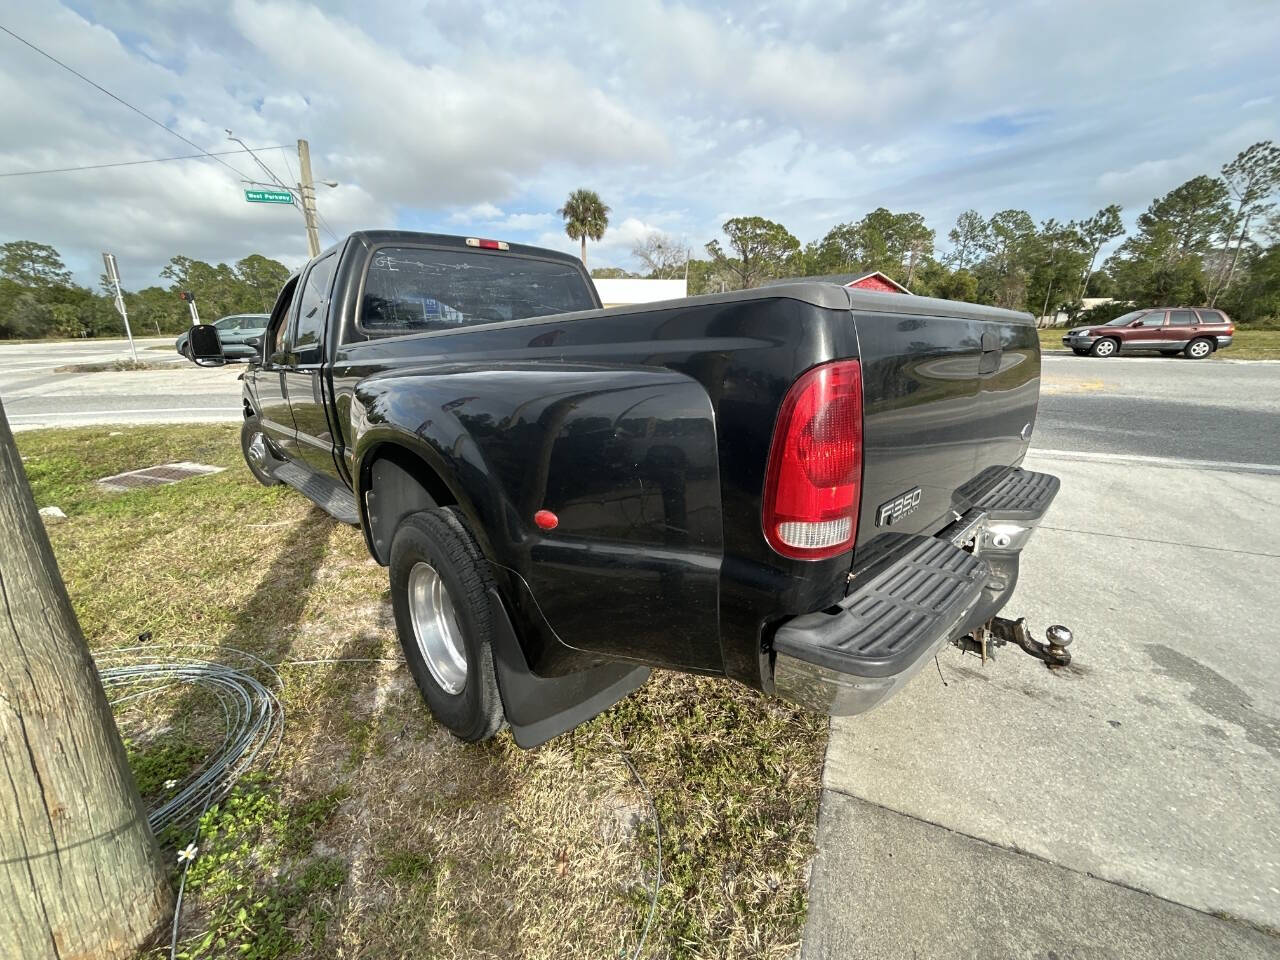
[771,468,1059,715]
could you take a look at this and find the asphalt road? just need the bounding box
[1037,353,1280,466]
[1,337,244,431]
[806,354,1280,958]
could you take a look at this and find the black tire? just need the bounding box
[1184,337,1213,360]
[1090,338,1119,358]
[389,508,505,742]
[181,342,196,364]
[1072,348,1089,356]
[240,417,281,486]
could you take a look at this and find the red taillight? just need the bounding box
[762,360,864,560]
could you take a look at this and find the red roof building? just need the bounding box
[767,270,913,295]
[843,271,911,294]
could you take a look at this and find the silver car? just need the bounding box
[176,314,269,363]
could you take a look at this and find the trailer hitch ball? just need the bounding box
[976,616,1075,668]
[1046,624,1072,661]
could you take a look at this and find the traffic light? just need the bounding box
[179,290,196,303]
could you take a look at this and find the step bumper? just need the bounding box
[772,468,1059,715]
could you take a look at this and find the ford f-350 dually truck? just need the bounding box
[185,230,1069,747]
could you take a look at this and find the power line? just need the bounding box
[314,209,340,244]
[278,145,297,185]
[0,147,290,179]
[238,138,338,244]
[0,23,252,182]
[227,133,294,194]
[229,137,340,243]
[279,146,338,242]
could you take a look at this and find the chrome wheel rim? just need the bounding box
[1096,341,1114,356]
[248,432,270,473]
[407,562,468,695]
[1190,341,1209,357]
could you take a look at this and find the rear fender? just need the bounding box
[349,361,724,675]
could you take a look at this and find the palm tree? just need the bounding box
[557,189,610,267]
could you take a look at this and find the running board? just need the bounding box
[272,462,360,525]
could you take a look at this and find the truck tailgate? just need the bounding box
[852,302,1040,547]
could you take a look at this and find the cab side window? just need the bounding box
[1139,311,1166,327]
[293,255,337,356]
[270,311,290,356]
[266,278,298,360]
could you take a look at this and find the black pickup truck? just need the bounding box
[187,231,1064,747]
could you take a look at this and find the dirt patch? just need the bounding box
[54,358,173,372]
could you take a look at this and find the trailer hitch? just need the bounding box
[959,617,1073,668]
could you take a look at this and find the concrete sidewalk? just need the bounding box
[801,452,1280,959]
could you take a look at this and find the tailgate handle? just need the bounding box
[981,329,1001,352]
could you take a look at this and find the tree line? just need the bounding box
[0,242,289,339]
[5,141,1278,340]
[601,140,1280,325]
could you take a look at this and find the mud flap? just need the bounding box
[486,588,650,749]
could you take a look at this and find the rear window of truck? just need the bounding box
[360,246,597,333]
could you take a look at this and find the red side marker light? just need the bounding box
[534,509,559,530]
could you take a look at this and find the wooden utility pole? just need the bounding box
[296,138,321,258]
[0,400,170,959]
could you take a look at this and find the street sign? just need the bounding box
[244,188,294,204]
[100,251,137,361]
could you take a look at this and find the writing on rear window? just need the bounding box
[360,246,596,333]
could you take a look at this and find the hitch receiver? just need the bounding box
[966,616,1073,668]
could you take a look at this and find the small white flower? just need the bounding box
[177,843,198,864]
[163,779,178,790]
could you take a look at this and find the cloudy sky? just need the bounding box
[1,0,1278,287]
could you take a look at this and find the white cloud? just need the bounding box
[0,0,1276,285]
[498,212,557,231]
[448,202,505,224]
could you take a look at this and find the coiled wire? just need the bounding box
[98,645,284,833]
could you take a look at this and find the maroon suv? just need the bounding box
[1062,308,1234,359]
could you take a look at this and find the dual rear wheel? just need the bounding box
[388,508,505,742]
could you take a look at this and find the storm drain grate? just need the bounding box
[97,461,225,492]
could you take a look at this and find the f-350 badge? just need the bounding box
[876,487,922,527]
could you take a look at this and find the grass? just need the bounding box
[1036,326,1280,359]
[17,423,826,960]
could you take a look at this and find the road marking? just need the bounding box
[1029,448,1280,475]
[1041,378,1105,394]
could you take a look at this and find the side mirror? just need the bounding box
[187,324,226,367]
